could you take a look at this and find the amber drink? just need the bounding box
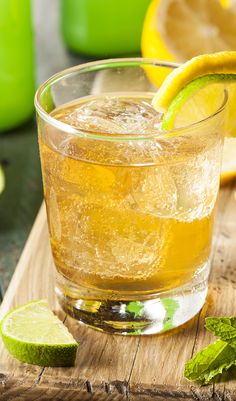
[35,60,226,334]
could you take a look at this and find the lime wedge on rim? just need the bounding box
[152,51,236,115]
[152,51,236,184]
[0,300,78,366]
[160,74,236,131]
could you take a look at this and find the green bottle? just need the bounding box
[0,0,35,132]
[60,0,151,57]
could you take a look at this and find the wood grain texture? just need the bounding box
[1,182,236,400]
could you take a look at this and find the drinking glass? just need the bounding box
[35,59,226,335]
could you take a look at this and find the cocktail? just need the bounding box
[35,59,226,335]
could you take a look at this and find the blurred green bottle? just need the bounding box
[61,0,151,57]
[0,0,35,132]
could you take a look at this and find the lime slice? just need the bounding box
[152,51,236,114]
[161,74,236,131]
[0,300,78,366]
[151,51,236,183]
[0,165,5,194]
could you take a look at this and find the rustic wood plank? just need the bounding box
[204,182,236,400]
[0,204,55,319]
[39,321,139,398]
[128,183,236,400]
[0,384,125,401]
[0,205,50,400]
[1,184,236,400]
[0,204,137,400]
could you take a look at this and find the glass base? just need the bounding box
[56,268,208,335]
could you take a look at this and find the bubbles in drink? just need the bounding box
[60,95,163,134]
[39,93,221,294]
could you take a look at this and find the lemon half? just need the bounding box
[142,0,236,86]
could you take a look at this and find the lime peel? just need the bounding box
[161,74,236,130]
[0,299,78,367]
[152,51,236,113]
[152,51,236,184]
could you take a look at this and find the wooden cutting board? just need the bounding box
[1,183,236,401]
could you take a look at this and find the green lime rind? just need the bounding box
[0,300,78,367]
[162,74,236,130]
[0,165,5,194]
[1,334,78,367]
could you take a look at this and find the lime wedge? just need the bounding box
[152,51,236,114]
[0,300,78,366]
[0,165,5,194]
[161,74,236,131]
[151,51,236,183]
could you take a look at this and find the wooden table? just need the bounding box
[0,0,88,296]
[1,2,236,400]
[1,184,236,400]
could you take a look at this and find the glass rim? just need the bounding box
[34,57,228,141]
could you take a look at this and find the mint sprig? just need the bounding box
[126,301,144,318]
[161,299,179,331]
[184,316,236,385]
[206,317,236,345]
[184,340,236,384]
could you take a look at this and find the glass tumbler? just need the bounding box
[35,59,226,335]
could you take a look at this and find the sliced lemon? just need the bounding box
[221,137,236,184]
[219,0,229,7]
[219,0,236,9]
[142,0,236,85]
[152,51,236,183]
[141,0,176,85]
[153,52,236,113]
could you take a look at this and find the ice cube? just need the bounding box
[47,187,61,241]
[171,143,221,220]
[62,97,162,135]
[131,165,178,217]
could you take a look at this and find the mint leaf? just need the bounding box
[126,301,144,318]
[129,329,142,335]
[206,317,236,346]
[161,299,179,331]
[184,340,236,385]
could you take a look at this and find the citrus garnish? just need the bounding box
[221,138,236,184]
[160,75,236,131]
[142,0,236,85]
[152,51,236,184]
[0,300,78,366]
[152,52,236,114]
[219,0,236,9]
